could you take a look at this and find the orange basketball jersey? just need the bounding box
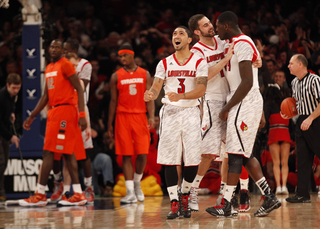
[45,57,77,107]
[116,67,147,114]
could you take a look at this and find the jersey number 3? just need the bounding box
[177,78,185,93]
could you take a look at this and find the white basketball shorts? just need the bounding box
[157,104,202,166]
[201,100,226,157]
[225,88,263,158]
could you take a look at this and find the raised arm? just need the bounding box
[207,42,234,81]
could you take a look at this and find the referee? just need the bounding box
[282,54,320,203]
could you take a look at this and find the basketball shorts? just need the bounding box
[44,105,85,160]
[54,126,86,161]
[201,100,226,157]
[115,112,150,156]
[157,104,202,166]
[225,88,263,158]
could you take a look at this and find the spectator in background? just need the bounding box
[0,73,21,202]
[264,70,292,195]
[266,59,277,80]
[87,128,114,197]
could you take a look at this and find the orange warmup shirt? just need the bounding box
[115,67,150,156]
[44,57,85,157]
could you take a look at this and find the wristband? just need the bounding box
[79,111,86,118]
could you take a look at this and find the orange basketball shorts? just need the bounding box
[44,105,86,160]
[115,112,150,156]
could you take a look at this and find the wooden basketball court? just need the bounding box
[0,193,319,228]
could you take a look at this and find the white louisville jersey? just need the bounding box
[224,34,260,92]
[191,35,229,101]
[76,58,92,104]
[154,53,208,107]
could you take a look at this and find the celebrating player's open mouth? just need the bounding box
[174,40,181,49]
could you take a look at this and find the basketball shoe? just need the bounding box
[84,186,94,203]
[120,190,137,204]
[254,193,281,217]
[134,182,145,202]
[206,198,231,217]
[19,192,48,207]
[231,194,239,210]
[189,187,199,212]
[58,192,87,206]
[215,194,224,206]
[180,192,191,218]
[239,190,250,212]
[167,199,180,219]
[50,181,63,203]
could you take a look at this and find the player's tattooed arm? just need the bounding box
[150,88,159,98]
[197,77,207,86]
[144,77,164,102]
[180,77,207,100]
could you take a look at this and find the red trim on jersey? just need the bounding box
[162,58,167,72]
[233,37,259,62]
[173,53,194,66]
[81,61,90,72]
[195,58,204,69]
[198,41,217,51]
[191,47,205,56]
[230,33,245,41]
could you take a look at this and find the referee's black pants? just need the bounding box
[296,115,320,198]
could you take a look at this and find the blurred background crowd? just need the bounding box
[1,0,320,196]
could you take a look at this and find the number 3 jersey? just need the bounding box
[154,53,208,107]
[116,66,147,114]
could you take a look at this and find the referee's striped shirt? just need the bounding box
[291,72,320,115]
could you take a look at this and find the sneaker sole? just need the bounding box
[239,206,250,212]
[18,200,48,207]
[254,201,282,217]
[120,200,137,204]
[57,200,87,206]
[206,208,232,217]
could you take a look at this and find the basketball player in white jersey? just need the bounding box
[188,14,259,213]
[144,26,207,219]
[50,39,95,204]
[206,11,281,218]
[187,14,231,212]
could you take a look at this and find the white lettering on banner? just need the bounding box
[5,159,43,175]
[45,71,57,77]
[120,78,144,85]
[13,176,49,192]
[14,176,36,192]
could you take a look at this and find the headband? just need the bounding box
[118,49,134,55]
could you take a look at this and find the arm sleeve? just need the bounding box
[154,60,166,80]
[78,62,92,81]
[61,59,77,78]
[195,59,208,78]
[311,76,320,100]
[235,41,259,62]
